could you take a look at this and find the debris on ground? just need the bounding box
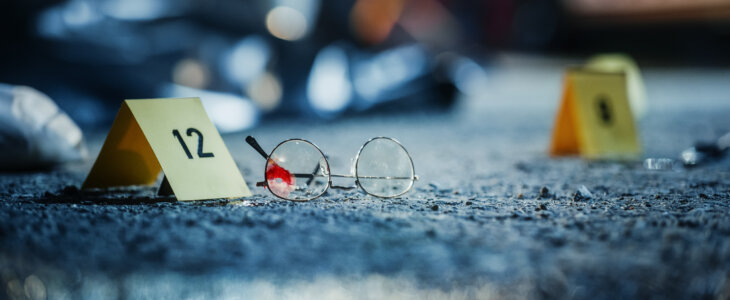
[572,185,594,201]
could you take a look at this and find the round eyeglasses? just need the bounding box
[246,136,418,201]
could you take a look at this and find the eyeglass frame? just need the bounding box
[246,136,419,201]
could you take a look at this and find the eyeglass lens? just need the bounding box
[266,140,329,200]
[356,138,415,197]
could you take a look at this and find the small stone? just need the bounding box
[578,185,593,197]
[538,186,550,199]
[431,205,439,211]
[572,185,593,202]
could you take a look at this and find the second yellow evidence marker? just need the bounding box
[549,69,641,160]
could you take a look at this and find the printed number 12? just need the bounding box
[173,128,215,159]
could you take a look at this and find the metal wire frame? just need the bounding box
[246,136,418,201]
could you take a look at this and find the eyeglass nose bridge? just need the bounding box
[328,174,359,190]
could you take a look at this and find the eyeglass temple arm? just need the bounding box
[246,136,269,159]
[305,164,319,185]
[330,185,357,190]
[247,136,320,187]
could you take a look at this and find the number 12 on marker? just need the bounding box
[173,128,214,159]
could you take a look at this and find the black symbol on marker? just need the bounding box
[173,128,215,159]
[596,95,613,126]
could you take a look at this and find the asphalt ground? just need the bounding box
[2,56,730,299]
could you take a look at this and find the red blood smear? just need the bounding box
[266,160,294,185]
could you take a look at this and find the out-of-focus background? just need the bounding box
[2,0,730,130]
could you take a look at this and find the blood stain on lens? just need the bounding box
[266,159,295,197]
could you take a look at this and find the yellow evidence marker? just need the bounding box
[549,69,641,159]
[82,98,252,201]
